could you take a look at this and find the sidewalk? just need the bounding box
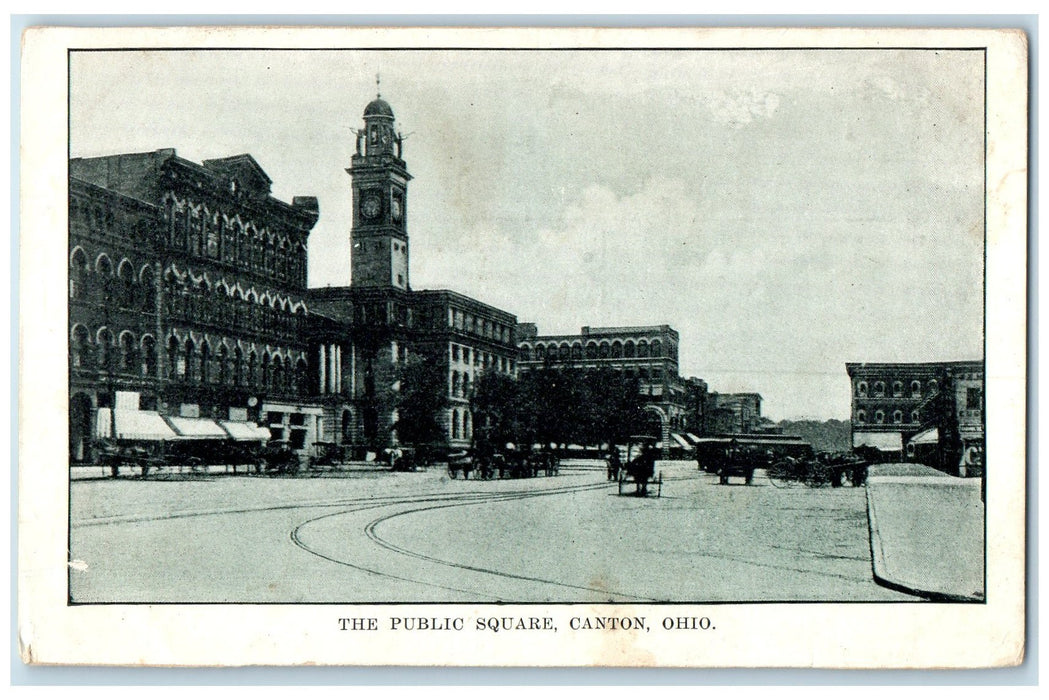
[865,463,985,601]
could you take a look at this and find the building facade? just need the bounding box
[308,92,518,451]
[515,324,693,448]
[69,149,325,461]
[846,361,984,475]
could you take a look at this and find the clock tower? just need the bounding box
[348,86,411,290]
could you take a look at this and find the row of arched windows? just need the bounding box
[855,379,939,398]
[164,200,306,286]
[163,270,306,341]
[855,409,921,425]
[164,335,307,395]
[70,325,157,377]
[521,338,666,362]
[69,195,151,242]
[69,248,156,312]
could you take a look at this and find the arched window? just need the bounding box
[139,266,156,313]
[651,340,662,358]
[260,353,270,390]
[451,409,460,439]
[462,374,471,398]
[911,409,920,423]
[856,409,867,424]
[294,358,307,394]
[95,255,114,303]
[271,356,284,394]
[585,343,598,359]
[117,260,135,308]
[928,379,939,395]
[119,332,136,372]
[910,380,922,397]
[873,381,885,397]
[892,381,904,397]
[893,410,903,424]
[141,336,157,377]
[97,329,114,371]
[570,343,582,360]
[69,249,89,299]
[71,326,90,368]
[248,351,258,386]
[199,341,211,384]
[624,340,636,358]
[217,344,229,386]
[183,339,196,382]
[234,347,244,387]
[637,340,649,358]
[167,336,180,380]
[464,410,472,439]
[856,381,868,397]
[874,410,885,424]
[599,342,610,358]
[451,371,460,397]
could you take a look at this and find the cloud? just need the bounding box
[707,88,782,128]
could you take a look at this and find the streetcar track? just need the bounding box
[362,484,657,602]
[290,480,646,601]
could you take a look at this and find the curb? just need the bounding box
[865,480,983,603]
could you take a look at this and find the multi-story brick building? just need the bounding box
[69,149,325,461]
[515,323,693,449]
[846,361,984,474]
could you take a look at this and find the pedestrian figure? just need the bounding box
[607,448,622,481]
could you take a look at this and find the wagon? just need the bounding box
[766,452,869,488]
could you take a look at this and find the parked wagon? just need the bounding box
[766,451,870,488]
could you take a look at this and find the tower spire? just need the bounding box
[376,73,381,98]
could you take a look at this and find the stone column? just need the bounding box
[318,344,326,395]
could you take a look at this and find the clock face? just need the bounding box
[391,196,403,222]
[361,194,381,220]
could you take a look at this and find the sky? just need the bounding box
[69,48,985,420]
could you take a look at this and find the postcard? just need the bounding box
[18,25,1027,667]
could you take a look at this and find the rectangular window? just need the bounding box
[451,345,459,362]
[966,387,982,410]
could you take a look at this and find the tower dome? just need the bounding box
[364,97,394,119]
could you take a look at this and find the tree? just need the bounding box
[393,355,449,447]
[470,371,521,451]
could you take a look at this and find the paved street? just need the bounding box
[69,460,916,603]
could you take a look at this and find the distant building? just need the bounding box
[845,361,984,475]
[706,392,764,434]
[515,324,692,449]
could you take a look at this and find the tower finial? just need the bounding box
[376,73,381,98]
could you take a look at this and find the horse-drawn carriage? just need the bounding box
[447,445,560,480]
[616,435,662,497]
[767,450,872,488]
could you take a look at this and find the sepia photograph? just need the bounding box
[19,25,1027,667]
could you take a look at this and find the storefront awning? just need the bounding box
[671,433,692,449]
[219,421,272,441]
[909,427,940,445]
[165,416,228,439]
[95,408,178,441]
[853,431,903,451]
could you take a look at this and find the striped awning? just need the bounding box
[166,416,227,439]
[219,421,272,441]
[95,408,178,441]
